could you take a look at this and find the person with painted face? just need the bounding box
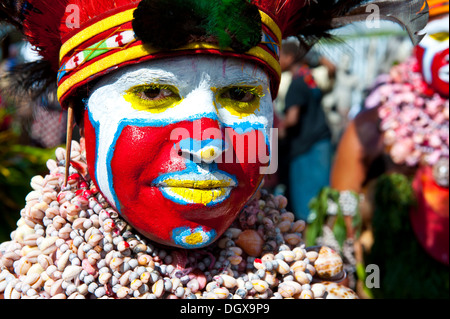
[0,0,429,299]
[416,0,449,97]
[310,0,449,298]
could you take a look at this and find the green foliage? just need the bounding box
[0,111,56,242]
[368,173,449,299]
[306,187,361,248]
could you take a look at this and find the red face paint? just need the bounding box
[84,113,267,247]
[415,25,450,98]
[430,48,449,97]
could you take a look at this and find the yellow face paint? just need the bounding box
[160,178,233,206]
[215,85,265,118]
[168,187,229,206]
[200,147,217,162]
[184,232,204,245]
[124,83,182,113]
[429,32,450,42]
[162,179,232,189]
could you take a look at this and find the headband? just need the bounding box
[56,4,282,106]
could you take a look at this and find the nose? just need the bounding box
[179,138,228,164]
[178,119,228,164]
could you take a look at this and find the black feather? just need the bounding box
[1,60,57,100]
[132,0,262,52]
[133,0,205,51]
[331,0,430,45]
[0,0,23,30]
[285,0,429,56]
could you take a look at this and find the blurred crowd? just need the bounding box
[265,26,415,221]
[0,30,69,243]
[264,13,449,299]
[1,31,67,149]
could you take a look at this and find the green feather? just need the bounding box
[134,0,261,52]
[203,0,261,51]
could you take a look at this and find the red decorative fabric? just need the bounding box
[410,165,449,265]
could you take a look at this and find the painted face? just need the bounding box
[416,15,449,97]
[84,56,273,248]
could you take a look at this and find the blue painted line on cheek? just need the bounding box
[86,109,103,202]
[105,121,126,214]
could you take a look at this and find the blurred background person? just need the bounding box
[278,41,333,222]
[315,0,449,298]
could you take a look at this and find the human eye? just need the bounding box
[217,86,265,117]
[124,83,182,113]
[222,87,259,103]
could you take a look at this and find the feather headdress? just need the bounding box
[1,0,429,106]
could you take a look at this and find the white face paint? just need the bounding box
[87,55,273,207]
[417,14,449,96]
[83,55,274,247]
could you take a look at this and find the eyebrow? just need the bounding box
[224,63,269,85]
[225,76,266,86]
[214,70,269,87]
[112,62,269,92]
[115,68,182,87]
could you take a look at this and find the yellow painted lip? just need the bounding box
[160,186,232,206]
[154,172,237,206]
[159,179,235,189]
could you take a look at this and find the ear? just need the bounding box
[79,136,86,154]
[78,118,85,138]
[78,116,86,154]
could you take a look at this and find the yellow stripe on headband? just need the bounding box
[59,8,282,62]
[259,10,282,44]
[60,8,137,61]
[428,0,449,14]
[57,43,281,102]
[427,0,449,6]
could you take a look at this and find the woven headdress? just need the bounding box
[1,0,429,107]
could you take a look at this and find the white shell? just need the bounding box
[314,246,344,279]
[276,259,290,275]
[221,274,237,289]
[62,265,82,282]
[252,280,269,293]
[152,279,164,298]
[278,282,295,298]
[311,283,326,298]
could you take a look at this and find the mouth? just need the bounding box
[153,170,237,206]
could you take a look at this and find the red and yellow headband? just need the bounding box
[57,4,282,106]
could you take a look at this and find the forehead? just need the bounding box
[92,55,270,92]
[425,15,449,33]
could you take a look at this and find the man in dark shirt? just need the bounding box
[280,41,332,221]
